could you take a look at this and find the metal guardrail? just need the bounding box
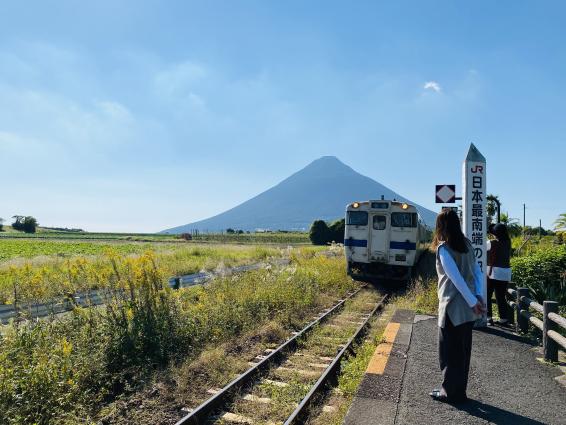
[507,287,566,362]
[1,259,290,325]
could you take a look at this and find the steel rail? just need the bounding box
[174,286,372,425]
[284,293,388,425]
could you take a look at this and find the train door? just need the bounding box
[369,214,388,261]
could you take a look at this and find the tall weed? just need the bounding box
[0,250,354,424]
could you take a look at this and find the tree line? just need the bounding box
[309,218,345,245]
[0,216,38,233]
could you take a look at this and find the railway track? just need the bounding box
[175,286,388,425]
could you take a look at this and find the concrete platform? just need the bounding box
[344,310,566,425]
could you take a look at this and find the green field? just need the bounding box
[0,228,310,244]
[0,239,154,262]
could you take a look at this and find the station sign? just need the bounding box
[462,143,487,326]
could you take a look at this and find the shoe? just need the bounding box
[429,389,449,403]
[429,389,468,404]
[496,319,511,327]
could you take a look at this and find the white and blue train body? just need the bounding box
[344,200,429,280]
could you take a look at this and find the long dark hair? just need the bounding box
[432,209,468,253]
[491,223,511,249]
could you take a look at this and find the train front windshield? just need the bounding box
[391,212,417,227]
[347,211,368,225]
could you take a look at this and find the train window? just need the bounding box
[371,202,389,209]
[347,211,368,226]
[373,215,386,230]
[391,212,417,227]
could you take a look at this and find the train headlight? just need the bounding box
[402,203,409,210]
[352,202,360,208]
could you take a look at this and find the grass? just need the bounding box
[218,287,381,424]
[0,248,356,425]
[0,243,289,305]
[0,226,180,241]
[0,239,151,262]
[305,305,395,425]
[391,277,438,316]
[0,227,310,245]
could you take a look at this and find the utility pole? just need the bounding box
[523,203,526,238]
[539,219,542,239]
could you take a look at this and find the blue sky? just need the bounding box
[1,1,564,232]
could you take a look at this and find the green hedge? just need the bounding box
[511,245,566,306]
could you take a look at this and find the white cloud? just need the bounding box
[187,92,206,110]
[423,81,441,92]
[153,61,207,97]
[96,100,133,122]
[0,85,139,161]
[0,131,44,153]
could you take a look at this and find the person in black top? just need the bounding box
[487,223,512,326]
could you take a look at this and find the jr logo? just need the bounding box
[470,165,484,174]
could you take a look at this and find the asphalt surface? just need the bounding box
[395,316,566,425]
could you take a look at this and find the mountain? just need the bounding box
[161,156,437,233]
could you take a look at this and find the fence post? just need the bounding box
[543,301,559,362]
[517,288,529,334]
[508,302,515,325]
[507,288,515,325]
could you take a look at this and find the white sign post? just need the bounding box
[462,143,487,327]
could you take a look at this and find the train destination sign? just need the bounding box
[462,143,487,327]
[435,184,456,203]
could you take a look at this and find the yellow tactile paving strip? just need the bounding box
[366,321,400,375]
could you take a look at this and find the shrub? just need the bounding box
[328,219,345,244]
[309,220,330,245]
[309,219,344,245]
[511,245,566,305]
[11,216,38,233]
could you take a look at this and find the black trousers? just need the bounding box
[438,315,473,401]
[487,278,509,321]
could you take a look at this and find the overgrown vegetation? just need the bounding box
[0,244,282,305]
[511,245,566,307]
[391,277,438,316]
[511,234,564,257]
[0,248,355,424]
[309,219,344,245]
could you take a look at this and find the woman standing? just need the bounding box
[430,209,486,404]
[487,223,512,326]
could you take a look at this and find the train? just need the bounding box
[344,199,430,281]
